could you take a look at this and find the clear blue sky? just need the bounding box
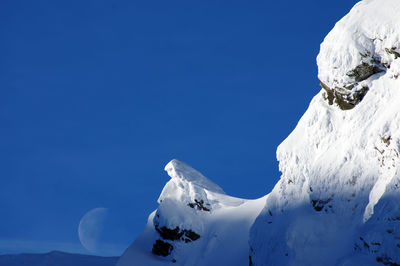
[0,0,358,256]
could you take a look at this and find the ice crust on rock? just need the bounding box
[118,0,400,265]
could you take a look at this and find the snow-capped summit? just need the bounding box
[162,159,225,198]
[118,0,400,265]
[117,159,263,266]
[250,0,400,265]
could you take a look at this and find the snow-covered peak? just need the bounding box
[118,1,400,265]
[117,160,263,266]
[164,159,225,194]
[158,159,228,213]
[250,0,400,265]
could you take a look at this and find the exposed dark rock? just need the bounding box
[321,59,385,110]
[156,226,184,241]
[381,136,391,146]
[386,229,394,234]
[154,224,201,243]
[311,198,332,212]
[321,81,335,105]
[188,199,210,211]
[376,254,400,266]
[386,48,400,59]
[249,255,253,266]
[321,81,369,110]
[152,240,173,257]
[359,237,370,249]
[347,62,384,82]
[183,230,200,242]
[152,223,201,258]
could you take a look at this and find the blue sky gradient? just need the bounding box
[1,0,358,256]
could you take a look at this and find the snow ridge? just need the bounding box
[164,159,225,195]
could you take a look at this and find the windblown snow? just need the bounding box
[118,0,400,265]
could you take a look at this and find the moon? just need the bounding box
[78,207,108,253]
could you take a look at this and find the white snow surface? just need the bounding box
[118,0,400,265]
[163,159,225,195]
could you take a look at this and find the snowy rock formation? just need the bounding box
[118,0,400,265]
[117,159,265,265]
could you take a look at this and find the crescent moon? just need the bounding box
[78,207,108,252]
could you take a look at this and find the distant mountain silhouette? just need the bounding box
[0,251,118,266]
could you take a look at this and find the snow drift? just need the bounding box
[118,0,400,265]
